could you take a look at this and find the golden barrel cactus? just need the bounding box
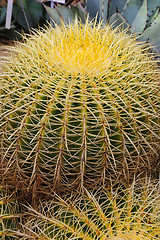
[0,187,20,239]
[0,20,160,196]
[21,180,160,240]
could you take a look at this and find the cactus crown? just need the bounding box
[17,19,156,76]
[0,19,160,196]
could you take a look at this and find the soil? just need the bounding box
[0,37,15,71]
[0,38,15,57]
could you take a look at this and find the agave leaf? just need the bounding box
[108,0,128,17]
[122,0,142,25]
[13,0,43,29]
[149,11,160,27]
[131,0,147,33]
[15,0,28,9]
[43,5,62,25]
[146,6,160,29]
[27,0,43,24]
[148,0,160,16]
[12,5,28,29]
[72,3,88,22]
[13,0,43,30]
[109,12,130,31]
[86,0,100,19]
[99,0,108,21]
[44,4,86,25]
[13,4,31,29]
[140,19,160,51]
[0,6,6,25]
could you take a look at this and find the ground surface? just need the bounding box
[0,38,14,57]
[0,38,15,71]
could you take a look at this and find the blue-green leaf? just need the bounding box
[73,3,87,22]
[43,5,64,25]
[15,0,28,9]
[148,0,160,16]
[140,19,160,51]
[149,11,160,27]
[13,4,30,29]
[0,7,7,25]
[28,0,43,24]
[109,0,128,17]
[13,0,43,29]
[109,12,130,31]
[86,0,100,19]
[99,0,108,21]
[122,0,142,25]
[131,0,147,33]
[146,6,160,28]
[44,4,86,25]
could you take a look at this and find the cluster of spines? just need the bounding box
[18,180,160,240]
[0,187,21,239]
[0,21,160,198]
[0,18,160,240]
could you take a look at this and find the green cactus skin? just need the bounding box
[20,180,160,240]
[0,187,20,240]
[0,20,160,197]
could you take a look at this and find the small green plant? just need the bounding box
[20,180,160,239]
[0,20,160,198]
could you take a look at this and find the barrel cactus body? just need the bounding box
[0,187,20,239]
[21,181,160,240]
[0,20,160,196]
